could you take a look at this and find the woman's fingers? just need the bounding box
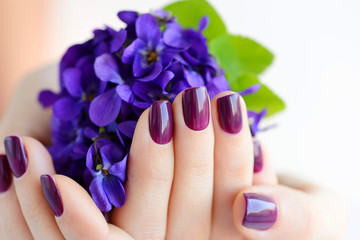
[252,140,277,185]
[165,87,214,239]
[0,154,32,239]
[4,136,64,239]
[42,174,114,240]
[41,174,135,240]
[112,101,174,239]
[233,184,347,240]
[210,92,254,239]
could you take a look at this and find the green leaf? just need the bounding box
[231,74,285,116]
[209,33,274,80]
[163,0,226,41]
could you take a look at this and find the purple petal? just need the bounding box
[184,68,205,87]
[132,103,150,116]
[117,121,137,139]
[89,89,122,127]
[182,50,202,66]
[152,9,170,19]
[72,143,88,156]
[109,154,128,183]
[239,84,261,96]
[100,143,124,168]
[89,176,112,212]
[116,84,133,103]
[118,11,138,25]
[122,39,146,64]
[63,68,83,97]
[86,144,99,176]
[163,24,189,49]
[133,53,151,78]
[171,80,191,98]
[103,175,126,208]
[111,29,127,53]
[159,45,175,68]
[155,70,174,90]
[75,55,93,69]
[198,16,210,32]
[83,126,99,140]
[136,61,163,81]
[136,14,161,47]
[132,81,161,101]
[94,41,110,57]
[249,108,268,136]
[247,111,257,118]
[38,90,59,108]
[205,71,231,98]
[60,44,88,72]
[53,97,83,121]
[93,29,110,45]
[132,99,151,110]
[94,53,123,84]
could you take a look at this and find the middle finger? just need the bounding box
[166,87,214,239]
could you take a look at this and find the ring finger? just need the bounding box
[166,87,214,239]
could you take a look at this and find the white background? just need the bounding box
[48,0,360,238]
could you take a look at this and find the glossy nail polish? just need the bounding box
[0,155,12,193]
[4,136,28,178]
[149,100,173,144]
[242,193,277,230]
[253,140,263,173]
[41,174,64,217]
[217,93,242,133]
[182,86,210,131]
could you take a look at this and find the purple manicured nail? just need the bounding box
[243,193,278,230]
[4,136,28,178]
[217,93,242,134]
[149,100,173,144]
[182,86,210,131]
[0,155,12,193]
[41,174,64,217]
[253,140,263,173]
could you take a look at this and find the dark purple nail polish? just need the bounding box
[217,93,242,134]
[4,136,28,178]
[243,193,278,230]
[0,155,12,193]
[149,100,173,144]
[254,140,263,173]
[41,174,64,217]
[182,86,210,131]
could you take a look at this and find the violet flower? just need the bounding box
[86,138,127,212]
[38,9,268,212]
[248,108,268,136]
[122,13,174,81]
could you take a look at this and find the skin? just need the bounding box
[0,69,347,239]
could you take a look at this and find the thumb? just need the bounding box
[233,184,347,240]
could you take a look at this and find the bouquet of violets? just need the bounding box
[38,0,284,212]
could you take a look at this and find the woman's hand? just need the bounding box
[0,69,347,239]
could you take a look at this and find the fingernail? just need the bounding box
[41,174,64,217]
[149,100,173,144]
[243,193,278,230]
[0,155,12,193]
[4,136,28,178]
[217,93,242,134]
[182,86,210,131]
[253,140,263,173]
